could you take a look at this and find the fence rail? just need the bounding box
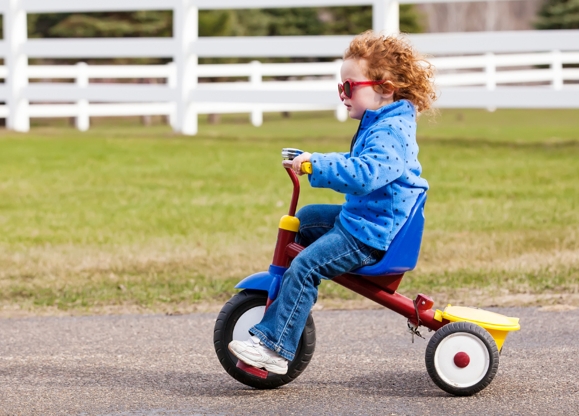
[1,0,579,134]
[0,49,577,131]
[6,30,578,60]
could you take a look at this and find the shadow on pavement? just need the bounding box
[2,362,450,399]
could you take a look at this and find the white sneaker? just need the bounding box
[228,336,289,375]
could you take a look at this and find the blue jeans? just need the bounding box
[250,204,384,361]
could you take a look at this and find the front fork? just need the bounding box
[235,214,300,378]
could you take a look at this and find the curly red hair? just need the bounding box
[344,31,437,113]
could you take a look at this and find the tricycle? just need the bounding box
[213,149,520,396]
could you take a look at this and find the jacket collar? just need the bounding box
[359,99,415,129]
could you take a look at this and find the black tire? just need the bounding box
[425,321,499,396]
[214,289,316,389]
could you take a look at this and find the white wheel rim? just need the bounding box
[434,332,490,388]
[232,306,265,341]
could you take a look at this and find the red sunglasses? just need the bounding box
[338,79,386,100]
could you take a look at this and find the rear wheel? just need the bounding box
[425,321,499,396]
[214,290,316,389]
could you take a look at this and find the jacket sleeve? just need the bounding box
[308,130,405,195]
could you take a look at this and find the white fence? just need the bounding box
[1,0,579,135]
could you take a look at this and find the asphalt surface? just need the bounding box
[0,306,578,415]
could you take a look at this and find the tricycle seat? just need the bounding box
[351,192,427,277]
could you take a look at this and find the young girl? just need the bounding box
[229,31,437,375]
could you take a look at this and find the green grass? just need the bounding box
[1,109,578,315]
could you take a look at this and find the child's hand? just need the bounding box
[292,152,312,176]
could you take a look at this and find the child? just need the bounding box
[229,30,437,375]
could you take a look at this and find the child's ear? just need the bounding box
[381,80,397,95]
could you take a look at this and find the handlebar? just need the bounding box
[281,160,313,174]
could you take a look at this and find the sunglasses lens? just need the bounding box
[343,81,352,98]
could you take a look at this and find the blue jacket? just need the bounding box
[308,100,428,251]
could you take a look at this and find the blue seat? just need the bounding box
[351,192,427,277]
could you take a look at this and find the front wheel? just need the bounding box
[214,289,316,389]
[425,321,499,396]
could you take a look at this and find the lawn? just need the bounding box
[1,109,578,315]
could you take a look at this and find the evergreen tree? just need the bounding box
[535,0,579,30]
[399,5,424,33]
[28,12,172,38]
[199,10,233,37]
[228,6,422,37]
[24,6,423,40]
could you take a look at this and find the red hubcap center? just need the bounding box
[454,352,470,368]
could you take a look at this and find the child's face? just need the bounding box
[340,58,393,120]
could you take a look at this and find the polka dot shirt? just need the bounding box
[308,100,428,251]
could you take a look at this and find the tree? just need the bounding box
[3,6,423,39]
[231,8,324,36]
[535,0,579,30]
[24,6,422,41]
[228,6,423,37]
[399,5,424,33]
[28,11,172,38]
[216,6,422,64]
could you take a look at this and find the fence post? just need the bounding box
[485,52,496,91]
[5,0,30,132]
[373,0,399,35]
[174,0,198,135]
[552,50,563,91]
[485,52,496,112]
[166,62,177,128]
[75,62,90,131]
[334,60,348,122]
[250,60,263,127]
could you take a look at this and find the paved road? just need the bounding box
[1,306,578,415]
